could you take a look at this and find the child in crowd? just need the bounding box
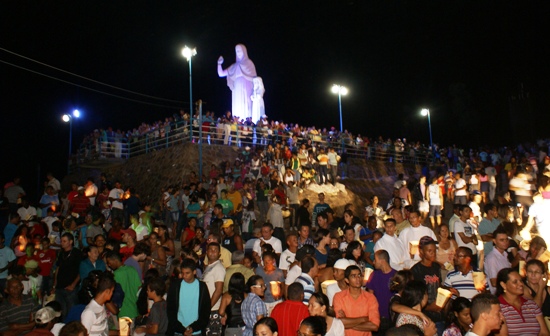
[48,221,62,250]
[134,277,168,336]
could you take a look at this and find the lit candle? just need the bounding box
[270,281,281,299]
[363,268,374,286]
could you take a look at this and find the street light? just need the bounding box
[182,46,197,134]
[62,109,80,173]
[420,108,433,159]
[331,84,348,133]
[182,46,202,180]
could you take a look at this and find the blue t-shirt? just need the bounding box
[0,246,16,279]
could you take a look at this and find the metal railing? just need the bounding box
[70,122,433,172]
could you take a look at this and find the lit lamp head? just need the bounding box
[72,109,80,118]
[421,108,430,116]
[62,114,70,123]
[181,46,197,61]
[331,84,348,95]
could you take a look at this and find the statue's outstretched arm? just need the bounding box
[217,56,228,77]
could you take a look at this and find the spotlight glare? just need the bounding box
[62,114,70,122]
[72,109,80,118]
[331,84,339,94]
[421,108,429,116]
[182,46,197,60]
[340,87,349,95]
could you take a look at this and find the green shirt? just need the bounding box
[217,199,234,216]
[114,265,141,319]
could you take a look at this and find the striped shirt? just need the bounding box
[444,269,487,300]
[499,296,541,336]
[0,296,39,332]
[295,273,315,305]
[242,293,267,336]
[81,299,108,336]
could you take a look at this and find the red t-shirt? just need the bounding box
[37,249,57,277]
[270,300,310,336]
[71,196,90,215]
[108,229,123,242]
[120,245,135,262]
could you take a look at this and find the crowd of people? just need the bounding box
[2,118,550,336]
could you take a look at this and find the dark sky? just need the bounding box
[2,1,550,196]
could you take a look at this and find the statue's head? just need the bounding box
[235,44,246,61]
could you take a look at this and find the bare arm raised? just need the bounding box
[217,56,228,77]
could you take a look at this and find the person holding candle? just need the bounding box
[411,236,458,335]
[255,251,285,314]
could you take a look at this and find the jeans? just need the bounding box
[329,165,338,184]
[318,165,328,184]
[55,288,78,318]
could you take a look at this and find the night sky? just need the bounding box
[2,1,550,198]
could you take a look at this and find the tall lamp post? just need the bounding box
[420,108,433,160]
[182,46,202,179]
[182,46,197,138]
[331,84,348,152]
[62,109,80,173]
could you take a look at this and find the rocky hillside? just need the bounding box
[64,143,422,214]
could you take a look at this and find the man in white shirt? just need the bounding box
[17,198,37,223]
[279,233,298,277]
[46,173,61,195]
[454,173,468,204]
[454,205,479,267]
[399,211,437,262]
[84,178,98,206]
[202,242,226,335]
[108,181,124,222]
[326,259,351,306]
[81,273,115,336]
[374,218,411,270]
[427,176,444,228]
[252,223,283,261]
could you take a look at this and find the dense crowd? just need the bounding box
[2,127,550,336]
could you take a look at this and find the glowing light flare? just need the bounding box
[421,108,430,116]
[331,84,348,95]
[72,109,80,118]
[62,114,70,122]
[181,46,197,61]
[270,281,281,299]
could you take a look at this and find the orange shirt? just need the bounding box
[333,288,380,336]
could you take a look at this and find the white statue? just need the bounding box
[217,44,257,120]
[250,77,265,124]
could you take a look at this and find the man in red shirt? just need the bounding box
[38,238,57,295]
[270,282,309,336]
[70,187,90,217]
[119,228,137,262]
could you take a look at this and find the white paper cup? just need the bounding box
[409,241,419,255]
[472,272,486,291]
[321,280,337,295]
[436,288,452,308]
